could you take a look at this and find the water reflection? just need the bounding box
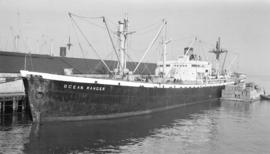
[0,113,32,154]
[0,113,32,127]
[1,100,270,154]
[209,101,270,154]
[24,101,220,154]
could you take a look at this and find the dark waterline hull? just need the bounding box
[22,71,229,123]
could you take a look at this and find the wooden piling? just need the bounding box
[3,101,5,113]
[12,97,16,112]
[0,92,25,114]
[22,99,25,111]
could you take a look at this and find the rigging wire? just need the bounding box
[197,40,208,61]
[102,17,121,69]
[121,31,155,75]
[126,53,152,75]
[125,32,151,75]
[133,19,166,73]
[90,51,115,74]
[105,17,118,31]
[135,25,160,36]
[171,35,196,42]
[78,17,116,33]
[127,36,162,75]
[58,57,83,74]
[124,24,148,74]
[69,18,92,73]
[69,12,123,72]
[124,51,140,73]
[69,13,111,73]
[198,39,241,73]
[134,20,161,35]
[68,12,103,19]
[79,18,107,29]
[69,12,116,34]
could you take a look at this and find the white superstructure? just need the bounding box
[155,47,212,83]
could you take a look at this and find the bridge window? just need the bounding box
[192,64,201,67]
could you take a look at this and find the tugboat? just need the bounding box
[21,13,234,123]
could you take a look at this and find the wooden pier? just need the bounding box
[0,92,27,114]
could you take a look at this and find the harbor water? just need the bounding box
[1,75,270,154]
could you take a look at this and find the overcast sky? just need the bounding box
[0,0,270,76]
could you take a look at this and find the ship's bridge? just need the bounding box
[155,48,212,82]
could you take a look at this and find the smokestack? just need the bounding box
[60,47,66,57]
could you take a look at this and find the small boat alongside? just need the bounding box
[260,94,270,100]
[221,81,264,102]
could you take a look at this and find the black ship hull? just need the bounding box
[21,71,232,123]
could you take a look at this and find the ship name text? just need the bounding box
[63,84,106,91]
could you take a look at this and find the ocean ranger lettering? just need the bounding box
[21,13,234,123]
[63,84,106,91]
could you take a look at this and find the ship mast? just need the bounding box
[162,27,171,77]
[117,17,128,75]
[116,16,135,76]
[162,40,166,77]
[209,37,227,76]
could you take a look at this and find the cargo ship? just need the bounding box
[21,14,234,123]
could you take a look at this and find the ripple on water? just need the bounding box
[1,100,270,154]
[0,125,32,154]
